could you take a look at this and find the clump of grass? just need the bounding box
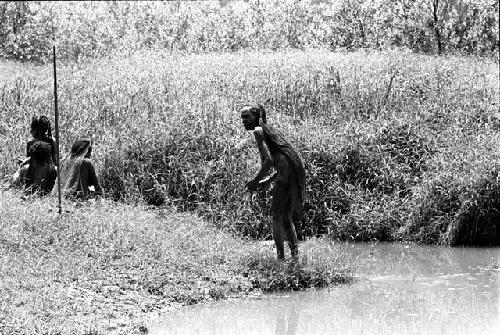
[446,171,500,245]
[301,149,351,237]
[374,122,433,177]
[400,127,500,246]
[244,253,351,292]
[403,168,500,245]
[331,193,412,242]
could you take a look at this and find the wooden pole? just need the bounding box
[53,45,62,214]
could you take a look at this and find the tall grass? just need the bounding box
[1,50,499,245]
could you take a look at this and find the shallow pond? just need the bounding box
[150,242,499,335]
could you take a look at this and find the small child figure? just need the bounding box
[12,141,57,195]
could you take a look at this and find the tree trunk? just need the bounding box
[432,0,443,54]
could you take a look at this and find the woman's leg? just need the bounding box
[284,213,298,258]
[272,214,285,259]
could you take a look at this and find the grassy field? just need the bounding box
[0,189,350,334]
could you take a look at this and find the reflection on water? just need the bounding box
[150,243,500,335]
[275,308,298,335]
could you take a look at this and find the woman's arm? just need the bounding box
[84,159,103,196]
[11,165,28,188]
[246,127,273,191]
[26,140,33,157]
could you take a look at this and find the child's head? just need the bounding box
[28,141,52,164]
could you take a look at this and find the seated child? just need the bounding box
[12,141,57,195]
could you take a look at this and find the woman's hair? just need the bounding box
[31,115,53,141]
[52,138,93,198]
[246,104,267,126]
[70,138,92,158]
[30,116,39,134]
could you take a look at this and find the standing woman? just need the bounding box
[53,138,103,199]
[241,104,306,260]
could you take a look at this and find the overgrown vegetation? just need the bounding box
[0,0,498,63]
[1,3,498,334]
[0,190,350,334]
[401,157,500,245]
[1,50,498,246]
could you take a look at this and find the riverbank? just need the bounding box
[148,243,500,335]
[0,190,351,335]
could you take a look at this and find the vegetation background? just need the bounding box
[0,1,499,334]
[0,0,499,246]
[0,0,498,63]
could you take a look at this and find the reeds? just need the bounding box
[1,50,498,245]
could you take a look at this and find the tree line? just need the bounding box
[0,0,498,63]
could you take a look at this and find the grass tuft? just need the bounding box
[403,168,500,245]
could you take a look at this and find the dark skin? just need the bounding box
[77,146,103,198]
[17,162,56,195]
[241,107,274,191]
[12,142,56,195]
[241,106,298,259]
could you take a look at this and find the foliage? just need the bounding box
[245,254,350,292]
[402,165,500,246]
[1,50,499,245]
[0,0,498,63]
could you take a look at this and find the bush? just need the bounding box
[99,122,433,243]
[402,168,500,245]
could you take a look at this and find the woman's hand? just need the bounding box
[245,179,259,192]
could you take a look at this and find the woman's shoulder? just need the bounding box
[19,164,30,173]
[82,158,95,166]
[30,137,56,147]
[253,126,265,139]
[46,137,56,145]
[26,139,36,149]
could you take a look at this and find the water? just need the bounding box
[149,243,500,335]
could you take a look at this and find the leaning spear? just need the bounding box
[53,45,62,214]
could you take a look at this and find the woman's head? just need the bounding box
[240,104,267,130]
[71,138,92,158]
[30,115,52,140]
